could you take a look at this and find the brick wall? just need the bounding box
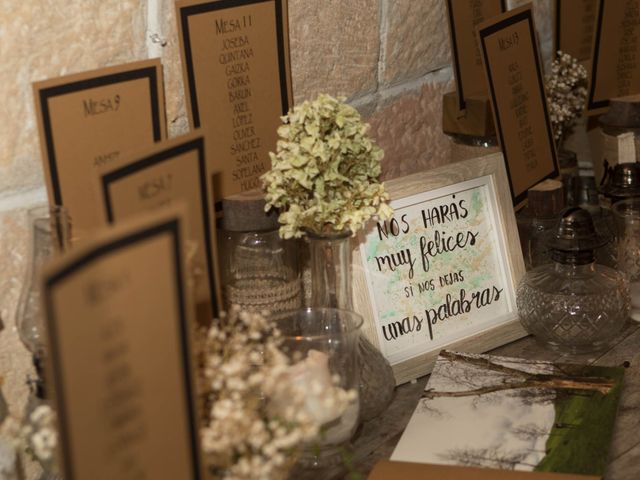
[0,1,551,475]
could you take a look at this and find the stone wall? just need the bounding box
[0,0,551,476]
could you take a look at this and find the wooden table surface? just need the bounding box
[346,322,640,479]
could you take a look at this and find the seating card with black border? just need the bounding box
[553,0,599,64]
[33,59,167,235]
[478,5,560,207]
[176,0,293,202]
[445,0,506,112]
[97,131,221,318]
[586,0,640,114]
[41,206,204,480]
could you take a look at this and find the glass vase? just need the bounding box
[306,230,395,422]
[274,308,362,476]
[14,205,70,480]
[219,229,301,314]
[613,198,640,321]
[449,133,500,162]
[16,206,71,356]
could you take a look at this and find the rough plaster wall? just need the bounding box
[0,1,148,195]
[0,2,149,477]
[158,0,190,137]
[0,0,553,476]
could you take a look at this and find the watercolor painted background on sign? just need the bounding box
[353,153,526,385]
[360,177,513,365]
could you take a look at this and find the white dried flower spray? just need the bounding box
[0,402,58,467]
[545,51,588,143]
[201,307,357,479]
[261,94,393,239]
[24,405,58,462]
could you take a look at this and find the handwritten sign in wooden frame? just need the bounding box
[353,153,526,385]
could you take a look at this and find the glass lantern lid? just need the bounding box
[546,207,609,264]
[601,162,640,199]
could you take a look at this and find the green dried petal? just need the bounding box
[261,93,394,238]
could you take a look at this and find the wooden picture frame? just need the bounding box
[353,153,526,385]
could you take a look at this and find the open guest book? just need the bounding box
[388,351,625,479]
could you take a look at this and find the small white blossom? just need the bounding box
[0,403,59,467]
[200,308,356,479]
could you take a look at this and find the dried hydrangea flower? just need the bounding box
[262,94,393,239]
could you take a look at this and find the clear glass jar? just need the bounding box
[612,198,640,321]
[219,228,301,313]
[518,180,616,269]
[600,125,640,169]
[516,208,558,269]
[601,162,640,206]
[597,95,640,185]
[16,205,71,354]
[584,204,617,268]
[275,308,361,476]
[518,263,629,353]
[305,230,396,422]
[449,133,500,162]
[12,206,71,480]
[516,180,566,269]
[219,194,302,314]
[517,208,630,353]
[566,176,617,267]
[306,230,353,309]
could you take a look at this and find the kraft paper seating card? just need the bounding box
[33,59,167,236]
[554,0,599,63]
[176,0,293,201]
[587,0,640,114]
[41,207,204,480]
[97,132,221,316]
[478,5,560,207]
[445,0,506,111]
[390,351,621,479]
[369,461,599,480]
